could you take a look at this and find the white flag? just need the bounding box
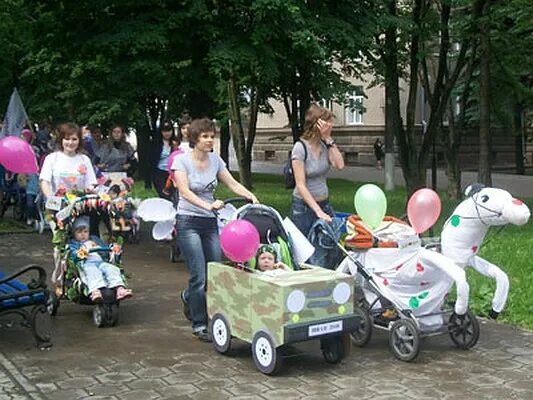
[1,88,29,138]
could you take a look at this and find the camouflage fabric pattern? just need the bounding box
[207,262,354,346]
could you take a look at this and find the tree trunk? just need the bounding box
[514,103,525,175]
[478,13,492,186]
[219,120,230,165]
[383,0,399,192]
[227,77,255,189]
[136,119,153,189]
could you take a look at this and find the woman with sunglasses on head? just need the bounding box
[172,117,258,342]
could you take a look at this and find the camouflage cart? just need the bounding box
[207,262,360,375]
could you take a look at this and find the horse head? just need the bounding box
[457,184,530,227]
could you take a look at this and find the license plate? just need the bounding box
[308,320,343,337]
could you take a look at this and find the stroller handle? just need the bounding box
[223,197,254,206]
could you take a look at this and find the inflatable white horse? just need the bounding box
[441,184,530,319]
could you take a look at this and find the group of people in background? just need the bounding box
[2,103,346,343]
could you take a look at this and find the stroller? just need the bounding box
[97,172,141,244]
[336,214,479,361]
[228,200,298,270]
[47,194,130,327]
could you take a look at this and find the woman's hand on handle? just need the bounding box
[209,200,225,211]
[315,208,332,223]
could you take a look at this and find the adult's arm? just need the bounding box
[317,119,344,170]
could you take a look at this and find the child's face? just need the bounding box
[257,252,276,271]
[74,227,89,242]
[109,191,119,199]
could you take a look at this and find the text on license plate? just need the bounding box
[308,320,343,337]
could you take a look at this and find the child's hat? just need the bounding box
[257,244,277,260]
[72,216,90,231]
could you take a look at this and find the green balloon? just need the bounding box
[354,184,387,229]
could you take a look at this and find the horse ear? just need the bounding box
[464,183,485,197]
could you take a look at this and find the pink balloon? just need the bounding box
[167,149,185,173]
[0,136,39,174]
[407,188,442,234]
[220,220,260,263]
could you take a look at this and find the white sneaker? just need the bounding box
[26,219,33,226]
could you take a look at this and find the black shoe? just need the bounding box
[193,328,211,342]
[180,291,192,321]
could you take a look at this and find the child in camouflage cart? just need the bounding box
[255,245,289,272]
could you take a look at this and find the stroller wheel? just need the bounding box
[251,331,282,375]
[93,305,106,328]
[351,305,373,347]
[321,333,350,364]
[47,292,60,316]
[448,311,480,350]
[389,319,420,362]
[209,313,232,354]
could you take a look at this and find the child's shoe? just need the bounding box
[116,286,133,300]
[90,289,103,302]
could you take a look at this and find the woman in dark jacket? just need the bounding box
[97,125,137,175]
[151,121,179,200]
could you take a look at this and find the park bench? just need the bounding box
[0,264,52,349]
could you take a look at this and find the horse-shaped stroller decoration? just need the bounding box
[441,184,530,319]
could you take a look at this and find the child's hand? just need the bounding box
[111,243,122,255]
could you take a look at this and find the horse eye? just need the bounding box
[481,195,489,203]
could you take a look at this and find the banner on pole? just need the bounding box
[1,88,29,138]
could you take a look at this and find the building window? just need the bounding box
[346,92,364,125]
[318,99,333,110]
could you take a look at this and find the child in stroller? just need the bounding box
[68,216,132,302]
[47,194,133,327]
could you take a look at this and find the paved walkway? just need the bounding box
[231,160,533,198]
[1,232,532,399]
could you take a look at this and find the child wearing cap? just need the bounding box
[68,216,132,302]
[256,244,289,272]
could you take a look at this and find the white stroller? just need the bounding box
[336,215,479,361]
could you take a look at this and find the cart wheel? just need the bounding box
[47,292,60,316]
[93,305,106,328]
[389,319,420,362]
[252,331,282,375]
[351,305,373,347]
[209,314,232,354]
[321,334,350,364]
[448,311,480,350]
[110,304,120,327]
[0,201,5,218]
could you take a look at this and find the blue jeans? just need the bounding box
[290,196,334,239]
[176,215,221,330]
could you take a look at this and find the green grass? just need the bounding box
[139,173,533,330]
[0,218,33,234]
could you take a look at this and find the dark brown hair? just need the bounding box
[56,122,82,152]
[187,118,216,148]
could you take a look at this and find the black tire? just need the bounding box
[448,311,480,350]
[93,305,106,328]
[321,334,350,364]
[47,292,60,316]
[351,305,373,347]
[389,319,420,362]
[251,331,282,375]
[209,314,232,354]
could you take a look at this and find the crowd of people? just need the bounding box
[1,103,346,343]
